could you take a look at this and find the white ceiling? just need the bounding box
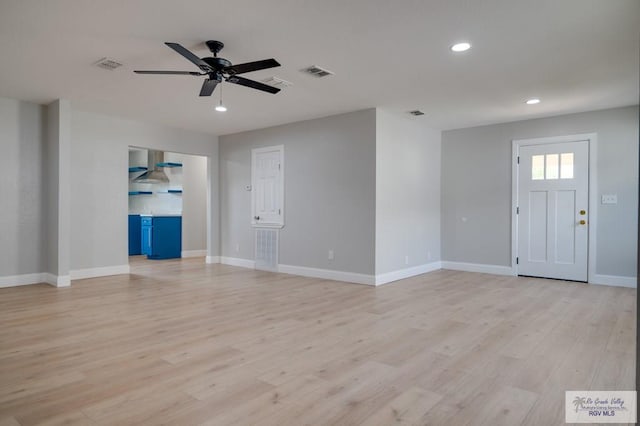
[0,0,638,136]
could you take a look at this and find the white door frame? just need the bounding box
[511,133,598,282]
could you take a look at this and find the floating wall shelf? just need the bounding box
[167,189,183,194]
[129,191,153,196]
[128,166,148,173]
[156,162,182,168]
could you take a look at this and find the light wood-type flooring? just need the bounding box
[0,257,635,425]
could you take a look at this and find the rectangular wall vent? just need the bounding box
[301,65,335,78]
[95,57,123,71]
[409,110,425,116]
[262,76,294,88]
[255,229,279,272]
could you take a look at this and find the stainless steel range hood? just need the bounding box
[133,150,169,184]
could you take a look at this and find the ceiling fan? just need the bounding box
[134,40,281,96]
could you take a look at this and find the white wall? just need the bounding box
[442,106,638,280]
[375,109,441,276]
[219,109,377,275]
[70,109,218,272]
[0,98,46,278]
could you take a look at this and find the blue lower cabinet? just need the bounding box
[141,216,153,255]
[141,216,181,260]
[128,215,141,255]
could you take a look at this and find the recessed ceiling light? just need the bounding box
[450,42,471,52]
[525,98,541,105]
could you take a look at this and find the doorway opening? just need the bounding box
[127,147,209,266]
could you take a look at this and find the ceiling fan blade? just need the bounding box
[199,79,219,96]
[134,70,203,75]
[226,76,280,94]
[224,59,280,75]
[165,42,212,72]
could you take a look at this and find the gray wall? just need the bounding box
[376,109,441,274]
[70,109,218,271]
[0,98,46,276]
[442,106,639,277]
[220,109,376,275]
[178,153,208,252]
[44,101,60,275]
[44,99,71,281]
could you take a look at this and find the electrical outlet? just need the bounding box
[328,250,334,260]
[405,255,409,265]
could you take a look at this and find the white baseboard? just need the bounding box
[277,264,375,286]
[0,272,70,288]
[205,255,220,264]
[43,273,71,287]
[441,261,514,276]
[220,257,256,269]
[0,273,46,288]
[375,262,442,286]
[589,274,637,288]
[182,250,207,258]
[70,264,130,280]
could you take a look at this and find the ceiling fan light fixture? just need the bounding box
[215,83,227,112]
[450,42,471,52]
[525,98,541,105]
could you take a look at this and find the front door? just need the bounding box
[517,140,589,281]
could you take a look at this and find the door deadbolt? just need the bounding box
[579,210,586,215]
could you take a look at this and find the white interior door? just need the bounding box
[251,145,284,227]
[517,140,589,281]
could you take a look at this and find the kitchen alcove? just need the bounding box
[127,148,207,262]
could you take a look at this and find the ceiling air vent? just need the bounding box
[301,65,334,78]
[262,76,294,88]
[409,110,425,116]
[95,57,123,71]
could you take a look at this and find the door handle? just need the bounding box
[579,220,587,225]
[254,216,260,220]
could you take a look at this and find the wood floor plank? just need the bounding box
[0,416,21,426]
[0,257,634,425]
[360,386,442,425]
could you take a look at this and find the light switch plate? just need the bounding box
[601,194,617,204]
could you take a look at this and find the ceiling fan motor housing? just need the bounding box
[203,57,232,70]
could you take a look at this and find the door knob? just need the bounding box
[579,220,586,225]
